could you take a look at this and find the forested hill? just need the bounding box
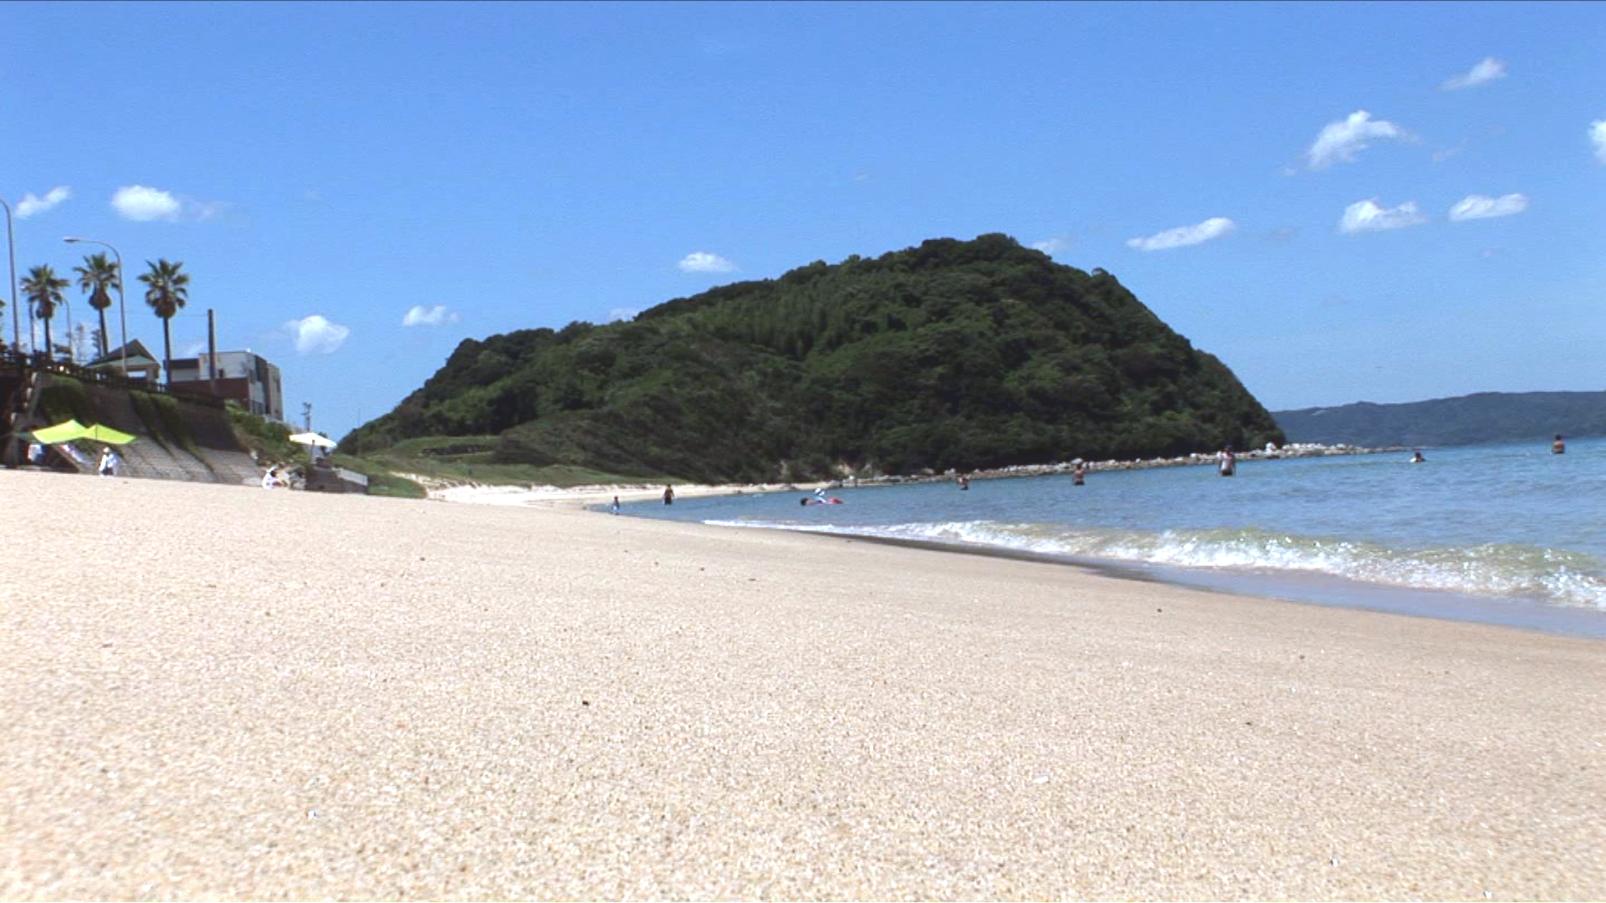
[345,234,1283,482]
[1274,391,1606,448]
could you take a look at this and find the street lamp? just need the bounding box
[63,237,128,377]
[1,198,18,356]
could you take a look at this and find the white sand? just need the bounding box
[2,469,1602,900]
[416,478,813,509]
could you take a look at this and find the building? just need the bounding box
[167,350,284,421]
[87,340,163,383]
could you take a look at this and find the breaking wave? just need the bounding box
[704,518,1606,610]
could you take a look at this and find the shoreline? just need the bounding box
[402,443,1606,638]
[791,529,1606,640]
[399,442,1393,510]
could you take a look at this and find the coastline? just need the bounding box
[805,530,1606,639]
[3,469,1603,899]
[405,444,1606,638]
[396,442,1391,511]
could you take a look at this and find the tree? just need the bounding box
[21,265,68,361]
[73,252,120,358]
[137,258,189,385]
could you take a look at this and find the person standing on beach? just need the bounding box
[1553,434,1566,455]
[610,495,621,515]
[662,485,675,505]
[97,446,116,477]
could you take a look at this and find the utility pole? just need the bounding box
[206,308,218,393]
[302,402,312,432]
[1,198,17,355]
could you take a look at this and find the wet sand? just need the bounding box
[2,469,1603,899]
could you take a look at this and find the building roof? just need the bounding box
[89,339,161,369]
[88,337,162,369]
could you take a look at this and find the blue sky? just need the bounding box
[5,1,1603,438]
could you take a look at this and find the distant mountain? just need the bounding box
[346,234,1284,482]
[1274,391,1606,448]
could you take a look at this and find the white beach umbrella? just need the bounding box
[288,432,337,449]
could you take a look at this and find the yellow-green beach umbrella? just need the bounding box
[82,423,137,445]
[29,419,89,444]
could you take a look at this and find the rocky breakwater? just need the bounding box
[844,443,1391,487]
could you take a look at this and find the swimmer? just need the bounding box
[1553,434,1566,455]
[1410,450,1425,464]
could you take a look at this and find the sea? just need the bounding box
[619,437,1606,637]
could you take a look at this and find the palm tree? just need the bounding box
[137,258,189,384]
[73,252,120,358]
[21,265,68,361]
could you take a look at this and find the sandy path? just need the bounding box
[2,470,1602,900]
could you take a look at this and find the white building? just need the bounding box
[167,350,284,421]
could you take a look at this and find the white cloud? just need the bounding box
[189,200,227,221]
[1592,120,1606,164]
[1448,193,1528,222]
[608,307,640,322]
[1338,198,1427,234]
[110,184,225,221]
[677,251,736,273]
[15,186,71,219]
[1125,217,1236,252]
[1431,143,1465,163]
[1030,237,1069,255]
[285,314,350,355]
[111,185,182,221]
[1306,110,1405,169]
[401,304,460,327]
[1441,57,1507,91]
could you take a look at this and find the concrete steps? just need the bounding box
[196,448,264,487]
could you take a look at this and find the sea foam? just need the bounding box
[705,518,1606,610]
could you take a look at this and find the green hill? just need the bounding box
[345,234,1283,482]
[1274,391,1606,448]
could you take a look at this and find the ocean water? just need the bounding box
[619,438,1606,636]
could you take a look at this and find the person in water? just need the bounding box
[957,474,969,490]
[1217,445,1236,477]
[1411,450,1425,464]
[610,495,621,515]
[1072,462,1087,486]
[1553,434,1566,455]
[662,485,675,505]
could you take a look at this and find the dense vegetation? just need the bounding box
[1275,391,1606,448]
[226,400,304,463]
[346,235,1284,482]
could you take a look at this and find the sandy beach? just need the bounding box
[2,469,1603,900]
